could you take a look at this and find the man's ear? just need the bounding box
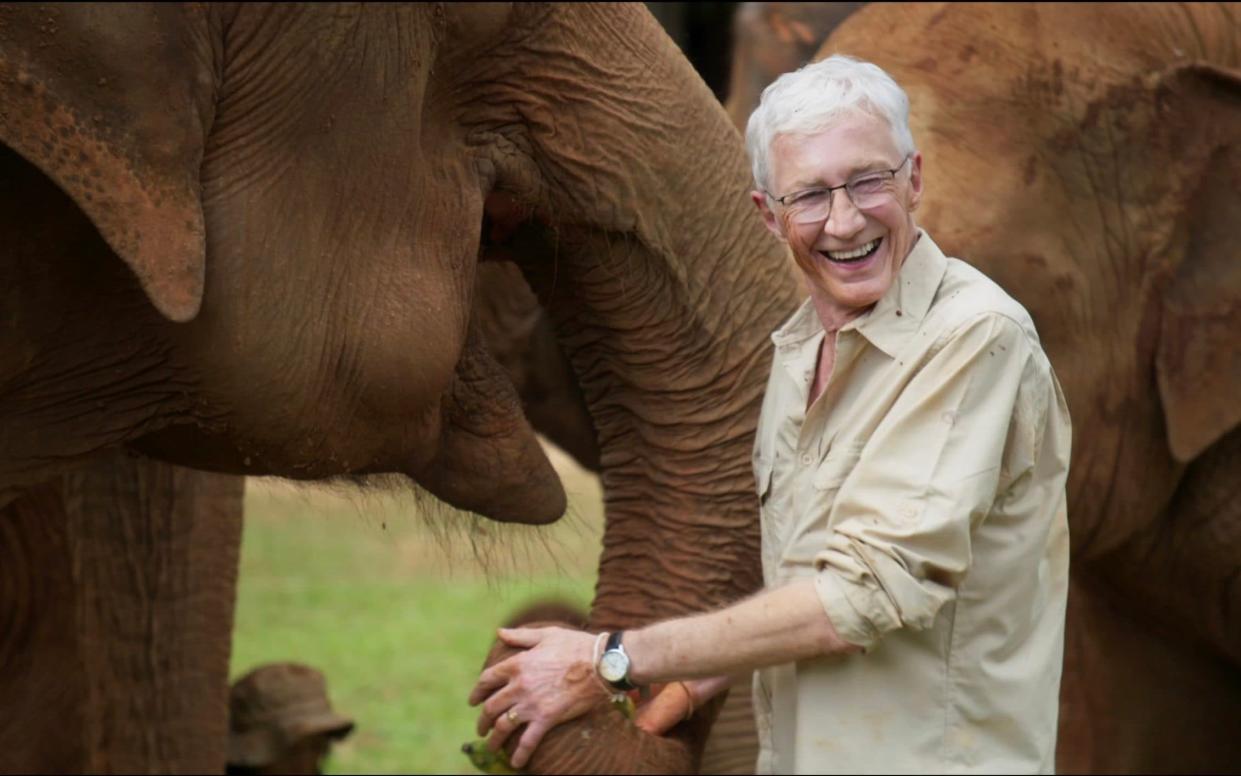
[907,152,925,212]
[751,190,787,241]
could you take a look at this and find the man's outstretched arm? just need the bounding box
[467,578,858,768]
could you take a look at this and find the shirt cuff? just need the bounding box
[814,569,884,652]
[814,536,959,652]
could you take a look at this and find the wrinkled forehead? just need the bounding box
[768,112,902,189]
[769,100,897,147]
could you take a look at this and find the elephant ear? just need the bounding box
[1155,63,1241,462]
[0,5,210,322]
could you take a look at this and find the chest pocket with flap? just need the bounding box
[777,443,865,572]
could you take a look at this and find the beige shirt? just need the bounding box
[751,232,1071,774]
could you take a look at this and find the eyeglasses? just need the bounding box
[766,156,912,226]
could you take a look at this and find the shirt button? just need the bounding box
[801,454,813,466]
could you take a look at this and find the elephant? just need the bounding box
[501,598,590,632]
[813,3,1240,772]
[0,2,796,772]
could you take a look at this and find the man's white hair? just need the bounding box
[745,54,917,192]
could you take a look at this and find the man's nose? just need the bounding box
[822,190,866,238]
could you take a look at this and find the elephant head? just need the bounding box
[817,3,1241,771]
[0,3,566,524]
[1,2,796,771]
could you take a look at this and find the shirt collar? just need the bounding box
[770,294,822,348]
[770,229,948,359]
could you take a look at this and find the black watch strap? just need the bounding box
[605,631,637,691]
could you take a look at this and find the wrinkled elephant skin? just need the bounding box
[0,3,795,772]
[0,453,243,773]
[0,3,564,525]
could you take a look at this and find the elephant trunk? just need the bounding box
[483,4,799,772]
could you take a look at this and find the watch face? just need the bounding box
[599,650,629,682]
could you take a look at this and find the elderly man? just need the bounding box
[469,54,1071,774]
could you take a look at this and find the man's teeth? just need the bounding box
[827,238,879,261]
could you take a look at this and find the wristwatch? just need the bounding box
[597,631,637,691]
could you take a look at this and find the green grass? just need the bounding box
[230,446,604,774]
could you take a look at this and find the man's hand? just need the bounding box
[467,626,609,769]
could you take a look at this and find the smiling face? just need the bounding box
[752,111,923,328]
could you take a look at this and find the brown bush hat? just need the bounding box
[228,662,355,767]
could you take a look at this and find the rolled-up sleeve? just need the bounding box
[813,312,1040,650]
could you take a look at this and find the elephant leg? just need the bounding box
[63,451,245,773]
[0,452,244,773]
[0,480,89,772]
